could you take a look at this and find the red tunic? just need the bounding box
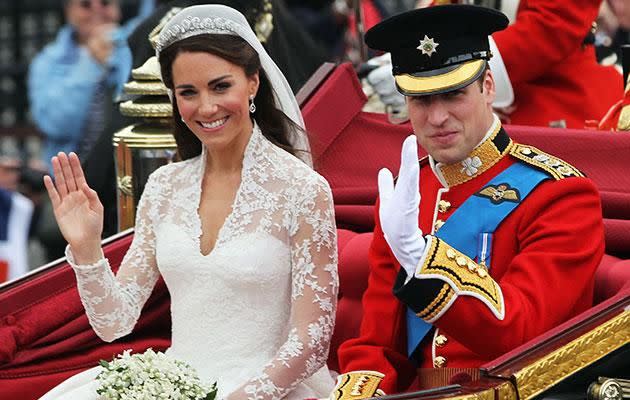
[337,129,605,394]
[492,0,622,128]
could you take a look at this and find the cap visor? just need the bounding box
[395,59,486,96]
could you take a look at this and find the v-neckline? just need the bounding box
[195,180,242,258]
[194,126,257,258]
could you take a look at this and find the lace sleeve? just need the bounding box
[68,171,163,342]
[227,177,338,400]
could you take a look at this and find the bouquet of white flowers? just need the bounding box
[96,348,217,400]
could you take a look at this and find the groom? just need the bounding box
[333,4,605,398]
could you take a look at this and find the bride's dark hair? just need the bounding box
[159,33,305,161]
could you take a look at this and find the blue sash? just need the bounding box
[406,162,549,357]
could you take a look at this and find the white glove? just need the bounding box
[366,53,406,109]
[377,135,426,277]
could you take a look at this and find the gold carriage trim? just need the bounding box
[417,237,504,320]
[510,144,583,180]
[119,100,173,118]
[131,56,162,80]
[123,80,169,96]
[330,371,386,400]
[514,310,630,399]
[417,282,455,321]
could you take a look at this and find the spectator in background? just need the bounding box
[27,0,155,173]
[284,1,347,61]
[0,159,34,282]
[596,0,630,67]
[27,0,155,263]
[285,0,407,64]
[0,158,20,194]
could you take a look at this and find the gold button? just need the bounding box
[446,248,456,259]
[477,268,488,278]
[467,261,477,272]
[434,356,447,368]
[521,147,532,155]
[456,256,467,267]
[434,219,445,231]
[435,334,448,347]
[438,200,451,213]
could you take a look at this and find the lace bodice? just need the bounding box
[68,125,338,400]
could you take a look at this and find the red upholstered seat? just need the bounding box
[594,255,630,305]
[327,229,372,372]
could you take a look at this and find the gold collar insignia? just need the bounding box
[436,124,513,187]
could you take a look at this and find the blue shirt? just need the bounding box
[28,0,155,171]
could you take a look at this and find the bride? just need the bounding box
[40,5,338,400]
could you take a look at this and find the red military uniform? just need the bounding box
[337,125,605,394]
[492,0,623,128]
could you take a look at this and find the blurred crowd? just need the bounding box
[1,0,630,282]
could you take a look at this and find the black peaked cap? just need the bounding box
[365,5,509,96]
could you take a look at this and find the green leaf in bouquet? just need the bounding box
[98,360,110,369]
[203,382,218,400]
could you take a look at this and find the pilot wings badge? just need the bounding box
[475,183,521,205]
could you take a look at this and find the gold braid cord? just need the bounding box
[330,371,386,400]
[510,144,583,180]
[416,282,455,321]
[417,237,504,321]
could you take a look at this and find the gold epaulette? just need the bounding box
[330,371,386,400]
[510,144,584,180]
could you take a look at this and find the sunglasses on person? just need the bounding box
[76,0,115,8]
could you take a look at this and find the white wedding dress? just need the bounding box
[40,125,338,400]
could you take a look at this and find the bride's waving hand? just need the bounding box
[43,152,103,264]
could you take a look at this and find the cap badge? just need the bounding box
[417,35,439,57]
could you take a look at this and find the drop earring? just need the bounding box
[249,94,256,114]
